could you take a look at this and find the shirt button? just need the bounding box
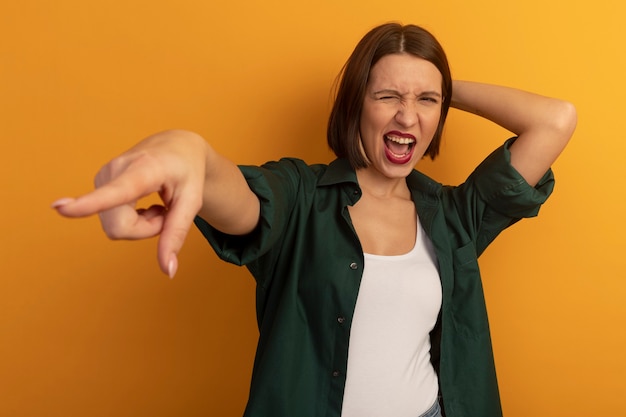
[353,189,360,195]
[337,316,345,324]
[349,262,358,270]
[332,370,341,377]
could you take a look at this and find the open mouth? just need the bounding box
[384,134,415,164]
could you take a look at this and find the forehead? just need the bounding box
[367,53,442,93]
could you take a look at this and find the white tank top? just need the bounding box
[341,218,442,417]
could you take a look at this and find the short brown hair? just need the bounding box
[327,23,452,169]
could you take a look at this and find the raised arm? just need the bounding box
[451,81,577,186]
[52,129,260,278]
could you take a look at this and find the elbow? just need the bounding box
[553,100,578,143]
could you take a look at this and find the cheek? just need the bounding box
[359,112,384,141]
[361,106,379,125]
[418,115,441,150]
[425,112,442,133]
[362,101,397,127]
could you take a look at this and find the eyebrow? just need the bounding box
[372,89,442,97]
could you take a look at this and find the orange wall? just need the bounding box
[1,0,625,416]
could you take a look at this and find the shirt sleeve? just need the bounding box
[194,158,303,269]
[470,137,555,219]
[453,137,556,256]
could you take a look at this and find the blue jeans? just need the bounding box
[419,399,443,417]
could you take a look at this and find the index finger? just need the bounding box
[52,167,162,218]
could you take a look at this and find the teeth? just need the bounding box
[385,135,415,145]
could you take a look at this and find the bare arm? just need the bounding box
[451,81,577,186]
[53,129,260,277]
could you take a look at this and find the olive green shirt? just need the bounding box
[195,138,555,417]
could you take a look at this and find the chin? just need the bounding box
[381,162,417,179]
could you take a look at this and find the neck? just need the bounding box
[355,168,410,199]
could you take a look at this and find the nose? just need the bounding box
[394,100,419,128]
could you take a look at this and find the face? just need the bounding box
[359,53,443,179]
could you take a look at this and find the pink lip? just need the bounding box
[383,131,416,165]
[384,145,415,164]
[385,130,416,140]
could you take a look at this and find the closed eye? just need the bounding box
[419,96,440,104]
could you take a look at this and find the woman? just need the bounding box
[53,23,577,417]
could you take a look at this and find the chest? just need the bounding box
[347,195,417,256]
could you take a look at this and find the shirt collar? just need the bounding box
[406,168,443,202]
[317,158,358,187]
[318,158,442,200]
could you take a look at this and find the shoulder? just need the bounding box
[235,158,328,190]
[239,157,330,178]
[241,157,357,188]
[234,158,349,207]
